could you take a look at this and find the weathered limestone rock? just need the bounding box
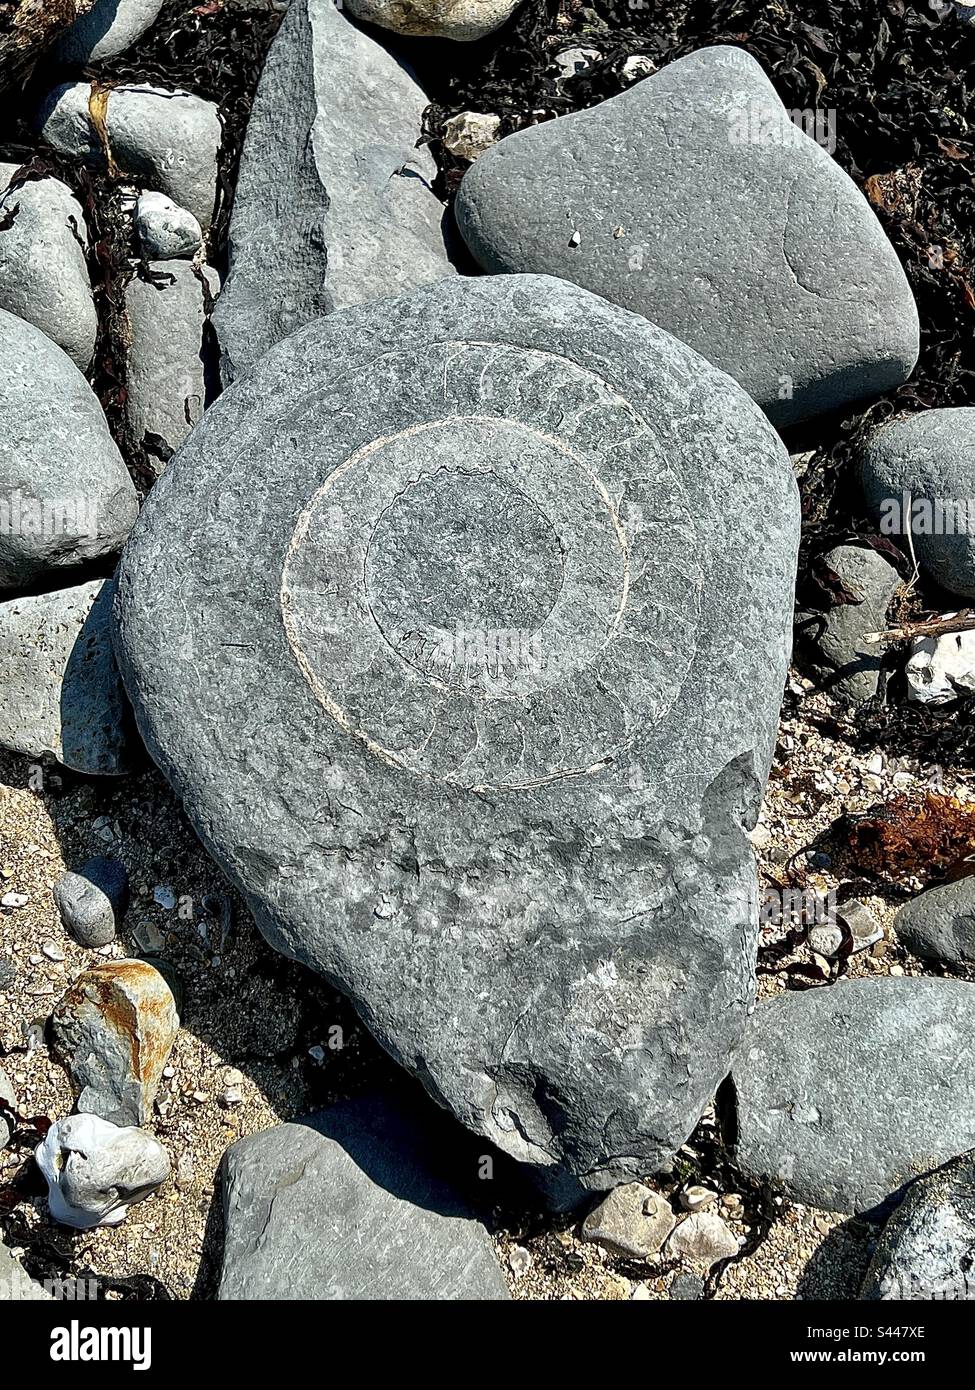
[36,1113,169,1229]
[51,958,179,1125]
[218,1092,509,1299]
[861,1152,975,1300]
[115,273,800,1205]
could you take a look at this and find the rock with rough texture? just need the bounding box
[906,628,975,704]
[665,1210,740,1269]
[134,191,202,260]
[37,82,221,229]
[212,0,455,384]
[894,876,975,969]
[51,958,179,1125]
[581,1183,676,1259]
[218,1092,509,1299]
[455,46,919,428]
[443,110,501,162]
[0,164,96,370]
[124,262,218,469]
[0,1243,52,1300]
[54,0,165,62]
[796,546,901,703]
[53,856,128,948]
[862,409,975,600]
[0,580,136,775]
[115,273,800,1205]
[344,0,521,40]
[0,311,138,590]
[861,1152,975,1300]
[734,978,975,1214]
[36,1113,169,1229]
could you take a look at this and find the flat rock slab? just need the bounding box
[733,978,975,1214]
[37,82,221,230]
[894,876,975,969]
[0,579,135,775]
[0,164,97,371]
[455,45,919,428]
[861,408,975,601]
[0,309,138,591]
[212,0,455,383]
[115,273,799,1204]
[125,262,219,469]
[861,1152,975,1300]
[218,1092,509,1299]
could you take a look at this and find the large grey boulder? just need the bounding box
[53,0,165,63]
[894,876,975,968]
[0,310,138,591]
[455,46,919,428]
[114,273,800,1205]
[0,579,135,775]
[733,978,975,1214]
[344,0,522,40]
[218,1092,509,1299]
[124,262,219,469]
[861,1152,975,1300]
[37,82,221,230]
[0,164,97,371]
[861,409,975,601]
[212,0,455,384]
[796,545,901,703]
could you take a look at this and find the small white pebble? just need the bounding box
[1,892,28,908]
[508,1245,532,1278]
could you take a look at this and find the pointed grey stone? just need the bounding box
[114,273,799,1205]
[861,1151,975,1300]
[0,164,97,371]
[455,46,919,427]
[733,978,975,1214]
[861,408,975,601]
[0,579,135,775]
[0,310,138,590]
[212,0,455,384]
[37,82,221,230]
[217,1092,510,1299]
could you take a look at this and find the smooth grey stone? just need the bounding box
[124,262,219,469]
[134,191,202,260]
[0,579,135,775]
[212,0,455,384]
[53,855,129,948]
[0,1242,52,1300]
[0,310,138,591]
[0,164,97,371]
[861,409,975,601]
[733,978,975,1214]
[455,46,919,428]
[54,0,165,62]
[35,1113,170,1229]
[36,82,221,230]
[861,1152,975,1300]
[796,545,901,703]
[218,1092,510,1299]
[114,273,800,1205]
[344,0,522,40]
[895,876,975,968]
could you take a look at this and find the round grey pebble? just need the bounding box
[53,856,129,947]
